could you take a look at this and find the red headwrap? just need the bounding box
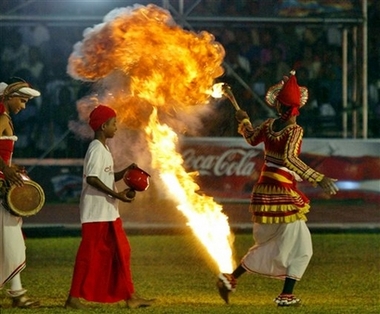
[89,105,116,131]
[276,74,301,117]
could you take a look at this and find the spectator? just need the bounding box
[317,46,343,114]
[266,46,291,82]
[293,46,321,81]
[34,71,76,157]
[0,29,30,81]
[235,28,261,71]
[17,46,47,88]
[224,41,251,80]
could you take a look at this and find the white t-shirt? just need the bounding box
[79,139,120,223]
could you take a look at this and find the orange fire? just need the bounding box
[146,109,234,273]
[68,4,234,273]
[68,4,225,129]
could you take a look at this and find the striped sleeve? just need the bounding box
[284,126,324,183]
[238,119,266,147]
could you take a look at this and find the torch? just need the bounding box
[211,83,241,111]
[211,83,251,126]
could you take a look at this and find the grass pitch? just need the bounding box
[1,232,379,313]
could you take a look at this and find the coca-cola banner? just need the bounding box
[13,138,380,203]
[179,138,380,202]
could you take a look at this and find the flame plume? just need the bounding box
[68,4,225,128]
[146,109,234,273]
[68,4,234,273]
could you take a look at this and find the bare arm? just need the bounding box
[86,176,134,202]
[114,163,138,182]
[0,155,24,187]
[0,115,24,186]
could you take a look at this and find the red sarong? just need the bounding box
[69,218,134,303]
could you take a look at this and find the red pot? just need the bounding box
[123,167,151,191]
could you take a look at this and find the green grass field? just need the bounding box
[1,232,379,313]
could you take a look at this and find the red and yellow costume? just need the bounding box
[236,72,322,281]
[238,118,324,224]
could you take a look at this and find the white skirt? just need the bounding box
[241,220,312,281]
[0,204,26,288]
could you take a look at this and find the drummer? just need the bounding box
[0,78,41,308]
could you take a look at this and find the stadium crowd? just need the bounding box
[0,0,379,159]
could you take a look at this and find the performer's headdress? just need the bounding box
[0,79,40,99]
[265,70,308,120]
[89,104,117,131]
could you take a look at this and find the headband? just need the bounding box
[0,81,41,98]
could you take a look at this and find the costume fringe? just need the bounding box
[249,184,310,224]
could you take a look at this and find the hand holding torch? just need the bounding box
[211,83,240,110]
[211,83,251,125]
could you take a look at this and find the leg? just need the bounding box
[7,274,40,309]
[232,264,247,279]
[282,277,296,294]
[274,277,301,307]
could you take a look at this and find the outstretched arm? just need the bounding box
[317,176,339,195]
[284,127,338,195]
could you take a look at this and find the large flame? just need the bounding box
[146,109,234,273]
[68,4,234,273]
[68,4,225,129]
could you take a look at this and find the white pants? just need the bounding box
[241,220,313,280]
[0,204,26,288]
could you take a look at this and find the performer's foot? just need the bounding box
[216,273,237,304]
[274,294,301,307]
[7,289,40,309]
[64,296,88,309]
[126,294,155,309]
[12,295,40,308]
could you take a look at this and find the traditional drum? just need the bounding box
[1,175,45,217]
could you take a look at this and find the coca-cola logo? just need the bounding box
[182,148,261,176]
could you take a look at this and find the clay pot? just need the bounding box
[123,167,151,191]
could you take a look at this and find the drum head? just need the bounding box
[6,180,45,217]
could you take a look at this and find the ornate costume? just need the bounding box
[0,80,41,308]
[238,118,323,224]
[217,71,337,307]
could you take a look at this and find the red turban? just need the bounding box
[89,105,116,131]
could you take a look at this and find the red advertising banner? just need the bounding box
[179,138,380,202]
[14,138,380,203]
